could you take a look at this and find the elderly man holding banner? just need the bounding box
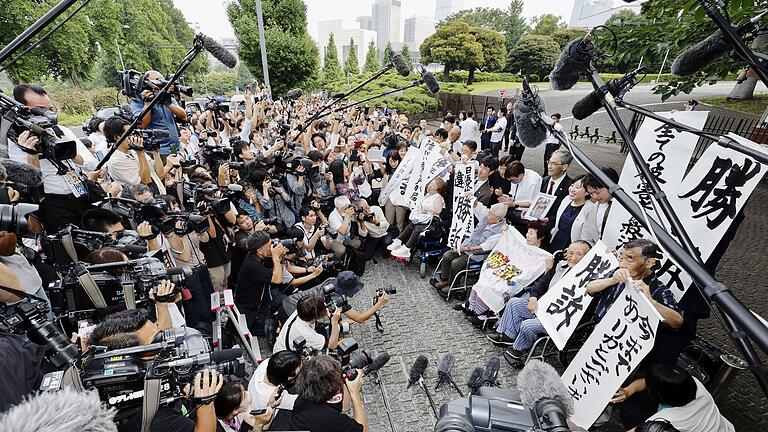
[430,200,509,297]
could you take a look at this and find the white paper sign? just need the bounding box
[448,162,477,249]
[473,228,551,313]
[561,286,661,429]
[402,138,451,211]
[379,145,420,206]
[602,111,708,299]
[538,241,619,350]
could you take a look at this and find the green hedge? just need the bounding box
[48,87,121,115]
[446,71,521,83]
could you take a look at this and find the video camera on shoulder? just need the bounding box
[119,69,193,104]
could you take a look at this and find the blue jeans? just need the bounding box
[497,297,545,351]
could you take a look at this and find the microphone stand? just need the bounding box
[698,0,768,88]
[418,376,439,419]
[95,33,210,170]
[543,114,768,398]
[615,99,768,165]
[436,373,465,397]
[369,370,397,432]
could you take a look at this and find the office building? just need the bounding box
[317,20,376,72]
[372,0,401,50]
[434,0,465,23]
[356,16,374,31]
[569,0,643,28]
[404,15,434,49]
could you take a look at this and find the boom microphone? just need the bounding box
[466,366,484,393]
[481,357,500,387]
[0,158,43,202]
[421,71,441,94]
[198,34,238,69]
[571,67,643,120]
[514,79,548,148]
[517,360,574,416]
[0,388,117,432]
[550,35,596,91]
[407,355,429,388]
[364,352,391,376]
[285,88,303,100]
[435,352,456,388]
[390,53,411,77]
[160,347,242,368]
[671,12,766,76]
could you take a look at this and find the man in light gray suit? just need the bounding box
[459,111,481,145]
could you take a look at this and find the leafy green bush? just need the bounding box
[50,90,93,115]
[447,71,521,83]
[89,87,121,110]
[529,73,540,82]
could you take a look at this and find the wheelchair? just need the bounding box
[431,251,491,301]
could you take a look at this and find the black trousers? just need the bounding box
[503,129,511,150]
[543,142,561,173]
[509,144,525,162]
[480,132,492,151]
[39,194,92,233]
[490,140,503,158]
[361,234,393,260]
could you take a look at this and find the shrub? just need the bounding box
[50,90,93,115]
[528,73,540,83]
[89,87,121,110]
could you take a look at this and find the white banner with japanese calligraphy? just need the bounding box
[402,138,451,211]
[537,241,619,350]
[447,162,478,249]
[473,228,552,313]
[601,111,708,299]
[562,286,661,429]
[380,144,421,207]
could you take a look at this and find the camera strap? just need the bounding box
[62,232,108,309]
[372,302,384,333]
[140,378,163,432]
[284,314,299,353]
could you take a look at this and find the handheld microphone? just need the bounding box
[364,352,391,376]
[671,12,766,76]
[514,79,548,148]
[518,360,574,416]
[420,70,440,94]
[466,366,484,393]
[198,34,238,68]
[481,357,500,387]
[0,388,118,432]
[550,34,596,91]
[435,352,456,389]
[571,67,642,120]
[407,355,429,389]
[390,53,411,77]
[159,348,242,369]
[285,88,303,100]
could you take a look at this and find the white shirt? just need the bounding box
[595,202,610,235]
[106,149,167,195]
[490,117,507,142]
[546,122,563,144]
[509,168,543,203]
[9,125,98,195]
[362,206,389,238]
[459,118,481,144]
[544,174,566,196]
[247,359,297,411]
[88,131,109,156]
[649,379,734,432]
[294,222,317,259]
[327,208,344,236]
[272,311,326,353]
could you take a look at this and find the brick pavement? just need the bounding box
[343,121,765,430]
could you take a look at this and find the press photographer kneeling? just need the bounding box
[273,294,343,353]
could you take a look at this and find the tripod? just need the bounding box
[210,289,260,368]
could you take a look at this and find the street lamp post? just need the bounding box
[255,0,271,98]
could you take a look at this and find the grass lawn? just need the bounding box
[58,112,90,127]
[702,94,768,116]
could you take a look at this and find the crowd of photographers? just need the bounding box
[0,70,736,432]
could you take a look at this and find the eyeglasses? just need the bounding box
[547,160,564,166]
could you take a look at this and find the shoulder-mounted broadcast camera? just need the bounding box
[119,69,193,105]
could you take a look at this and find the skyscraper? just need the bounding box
[404,16,435,49]
[569,0,643,28]
[372,0,401,50]
[434,0,465,23]
[356,16,374,31]
[317,19,376,71]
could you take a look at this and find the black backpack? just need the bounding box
[343,246,366,277]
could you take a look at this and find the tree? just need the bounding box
[611,0,762,100]
[467,27,506,84]
[420,21,483,81]
[322,33,343,82]
[550,28,586,49]
[530,14,566,35]
[444,1,529,54]
[506,34,560,79]
[400,43,413,71]
[228,0,319,95]
[363,40,380,73]
[383,41,394,64]
[344,38,359,76]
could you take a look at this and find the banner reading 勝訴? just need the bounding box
[537,241,618,350]
[472,228,551,313]
[447,162,477,249]
[401,138,451,211]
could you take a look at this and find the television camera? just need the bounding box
[119,69,193,105]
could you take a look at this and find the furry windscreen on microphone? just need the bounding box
[199,34,238,68]
[407,355,429,388]
[671,30,729,76]
[571,91,603,120]
[517,360,574,416]
[436,352,456,375]
[466,366,484,390]
[514,92,548,148]
[0,159,43,188]
[550,38,595,91]
[0,388,117,432]
[390,53,412,77]
[421,71,441,94]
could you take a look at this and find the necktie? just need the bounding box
[600,201,613,236]
[547,180,554,195]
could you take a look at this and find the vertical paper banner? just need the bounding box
[448,162,478,249]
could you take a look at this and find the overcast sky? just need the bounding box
[172,0,578,41]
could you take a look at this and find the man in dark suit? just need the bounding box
[540,148,573,226]
[503,101,515,153]
[474,156,496,207]
[479,106,497,153]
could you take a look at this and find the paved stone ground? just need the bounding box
[343,116,766,431]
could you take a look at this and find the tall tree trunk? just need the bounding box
[467,67,476,85]
[443,65,450,82]
[70,70,82,89]
[727,32,768,100]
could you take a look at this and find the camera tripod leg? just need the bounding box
[419,378,439,420]
[446,375,465,398]
[214,307,261,369]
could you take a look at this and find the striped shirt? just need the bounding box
[593,271,679,321]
